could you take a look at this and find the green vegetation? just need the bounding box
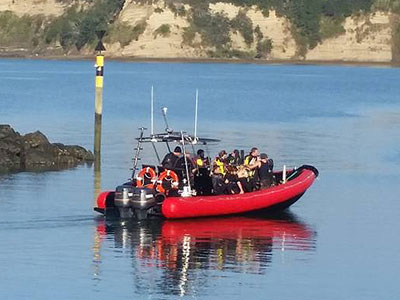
[392,16,400,61]
[45,0,125,50]
[256,38,273,58]
[187,8,231,49]
[131,21,147,41]
[154,24,171,38]
[0,11,45,48]
[320,16,346,40]
[231,10,254,46]
[106,21,136,46]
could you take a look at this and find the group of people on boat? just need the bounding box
[208,147,275,195]
[157,146,275,196]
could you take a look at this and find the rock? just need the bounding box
[23,131,49,148]
[0,125,94,172]
[0,124,19,139]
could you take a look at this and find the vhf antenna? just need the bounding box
[193,89,199,144]
[161,107,172,133]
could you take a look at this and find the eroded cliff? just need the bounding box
[0,0,399,63]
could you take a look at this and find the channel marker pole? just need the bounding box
[94,31,106,165]
[94,31,106,207]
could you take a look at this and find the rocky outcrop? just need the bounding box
[0,125,94,172]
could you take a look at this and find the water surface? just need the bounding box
[0,59,399,299]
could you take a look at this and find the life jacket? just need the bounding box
[244,155,257,177]
[195,156,208,168]
[227,154,240,166]
[215,158,226,175]
[196,158,204,167]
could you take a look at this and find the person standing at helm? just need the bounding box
[194,149,209,168]
[161,146,182,169]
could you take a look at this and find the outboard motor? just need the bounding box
[114,185,135,218]
[114,185,158,219]
[130,187,157,220]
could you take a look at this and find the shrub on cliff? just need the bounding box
[45,0,125,51]
[0,11,45,48]
[106,21,137,46]
[192,8,231,49]
[154,24,171,38]
[256,38,273,58]
[231,10,254,46]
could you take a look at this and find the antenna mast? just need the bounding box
[151,86,154,136]
[194,89,199,142]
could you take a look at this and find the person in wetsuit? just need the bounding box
[193,149,213,195]
[194,149,209,168]
[161,146,181,169]
[258,153,274,189]
[211,165,239,195]
[227,149,241,166]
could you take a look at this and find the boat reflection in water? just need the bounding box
[93,213,316,296]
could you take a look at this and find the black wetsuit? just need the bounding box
[161,153,179,169]
[212,174,236,195]
[258,159,274,189]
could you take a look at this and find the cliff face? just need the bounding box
[0,0,67,17]
[0,0,397,63]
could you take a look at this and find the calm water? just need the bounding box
[0,59,400,299]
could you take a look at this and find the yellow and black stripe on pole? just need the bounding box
[94,54,104,161]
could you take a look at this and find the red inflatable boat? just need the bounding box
[94,126,318,220]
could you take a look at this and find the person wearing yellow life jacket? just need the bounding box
[243,147,260,191]
[193,149,213,195]
[194,149,209,168]
[213,150,228,176]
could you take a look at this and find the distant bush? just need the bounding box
[392,16,400,62]
[231,10,254,46]
[256,38,273,58]
[182,25,197,45]
[191,8,231,49]
[106,21,136,46]
[154,24,171,38]
[45,0,126,51]
[0,11,45,48]
[254,25,263,42]
[131,21,147,41]
[320,16,346,40]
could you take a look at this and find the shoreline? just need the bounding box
[1,52,399,68]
